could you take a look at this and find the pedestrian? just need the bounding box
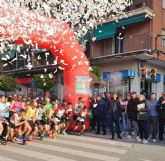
[137,94,149,144]
[109,93,122,140]
[89,95,97,132]
[120,94,130,135]
[147,93,159,143]
[127,91,139,140]
[95,95,107,135]
[157,93,165,142]
[158,91,165,102]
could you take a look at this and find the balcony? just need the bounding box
[0,50,58,75]
[90,34,152,61]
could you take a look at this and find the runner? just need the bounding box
[26,99,38,141]
[63,102,73,134]
[0,96,10,145]
[74,106,88,135]
[9,109,31,145]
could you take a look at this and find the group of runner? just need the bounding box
[0,95,89,145]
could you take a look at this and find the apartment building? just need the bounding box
[86,0,165,98]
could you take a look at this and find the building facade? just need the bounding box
[87,0,165,98]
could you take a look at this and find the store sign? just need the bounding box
[16,78,32,85]
[103,72,110,81]
[75,76,90,94]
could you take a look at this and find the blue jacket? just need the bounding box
[95,99,107,116]
[147,99,158,116]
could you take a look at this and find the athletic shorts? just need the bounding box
[9,123,20,129]
[35,120,44,126]
[76,120,85,126]
[28,120,37,128]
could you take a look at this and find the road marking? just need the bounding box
[0,146,76,161]
[45,138,127,154]
[28,141,120,161]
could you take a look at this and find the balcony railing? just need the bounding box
[91,34,152,58]
[117,34,152,54]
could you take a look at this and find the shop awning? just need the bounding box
[2,50,16,60]
[84,14,147,41]
[116,14,145,28]
[93,22,116,41]
[16,78,32,85]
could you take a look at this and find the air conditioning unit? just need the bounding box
[136,2,146,9]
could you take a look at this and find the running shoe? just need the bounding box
[15,138,23,144]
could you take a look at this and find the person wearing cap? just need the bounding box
[127,91,139,140]
[95,94,107,135]
[157,93,165,142]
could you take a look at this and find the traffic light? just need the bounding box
[141,68,147,80]
[150,69,157,80]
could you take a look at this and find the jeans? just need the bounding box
[110,119,121,138]
[138,120,149,140]
[96,115,106,134]
[121,112,128,133]
[148,116,159,139]
[159,119,165,141]
[128,119,139,136]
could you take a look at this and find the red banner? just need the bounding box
[16,78,32,85]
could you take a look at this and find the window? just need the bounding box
[163,0,165,9]
[162,30,165,47]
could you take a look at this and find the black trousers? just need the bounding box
[159,119,165,141]
[96,114,106,133]
[110,119,121,138]
[137,120,148,140]
[91,112,96,130]
[0,123,8,140]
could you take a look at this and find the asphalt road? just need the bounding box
[0,134,165,161]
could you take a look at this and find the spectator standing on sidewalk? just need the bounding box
[127,91,139,140]
[109,93,122,140]
[89,95,97,132]
[137,94,150,144]
[157,93,165,142]
[147,93,159,143]
[119,94,130,136]
[95,95,107,135]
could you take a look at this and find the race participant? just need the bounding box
[74,97,84,120]
[11,95,24,113]
[53,103,66,136]
[74,106,88,135]
[24,99,31,112]
[63,102,73,134]
[26,99,38,140]
[0,96,10,145]
[36,100,47,140]
[9,109,31,145]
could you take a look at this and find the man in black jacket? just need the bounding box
[127,91,139,139]
[157,93,165,141]
[109,93,122,140]
[95,95,107,135]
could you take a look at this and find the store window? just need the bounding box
[162,30,165,47]
[163,0,165,9]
